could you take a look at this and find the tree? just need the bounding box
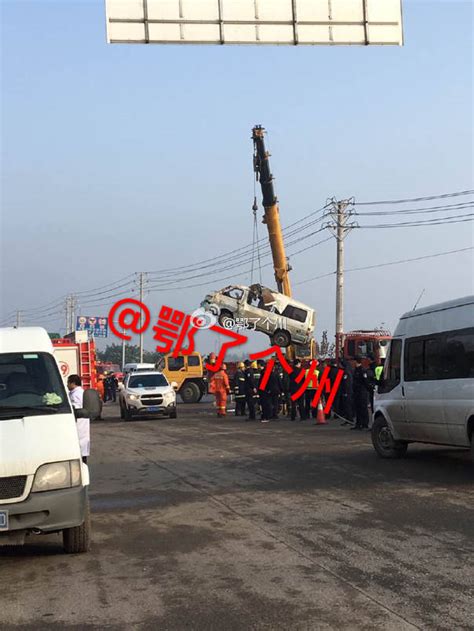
[97,344,163,367]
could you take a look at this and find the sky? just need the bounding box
[1,0,473,355]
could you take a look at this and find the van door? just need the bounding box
[404,336,448,443]
[441,328,474,446]
[377,339,409,439]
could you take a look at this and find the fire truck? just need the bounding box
[341,330,392,363]
[51,331,98,389]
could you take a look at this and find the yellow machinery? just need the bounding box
[160,352,207,403]
[252,125,315,361]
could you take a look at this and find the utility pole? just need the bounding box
[70,294,77,334]
[65,296,71,334]
[15,310,22,327]
[326,198,356,358]
[122,332,126,371]
[138,273,146,363]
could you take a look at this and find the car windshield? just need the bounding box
[0,352,70,419]
[128,374,168,388]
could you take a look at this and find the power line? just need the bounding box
[354,189,474,206]
[294,246,474,286]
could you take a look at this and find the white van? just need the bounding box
[372,296,474,460]
[202,283,315,347]
[0,327,90,552]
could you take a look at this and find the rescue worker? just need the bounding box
[233,362,247,416]
[257,360,272,422]
[243,359,257,420]
[304,362,319,420]
[289,359,306,421]
[337,358,354,425]
[276,361,290,417]
[96,373,105,402]
[253,360,262,417]
[352,355,373,430]
[375,363,384,381]
[327,358,340,418]
[268,362,283,420]
[209,364,231,417]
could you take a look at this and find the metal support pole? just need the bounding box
[15,310,21,327]
[122,329,126,370]
[325,198,356,358]
[139,273,145,363]
[335,201,345,358]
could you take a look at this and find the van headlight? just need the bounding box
[32,460,82,492]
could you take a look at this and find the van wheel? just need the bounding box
[271,330,291,348]
[372,416,408,459]
[180,382,200,403]
[218,310,235,329]
[63,498,90,554]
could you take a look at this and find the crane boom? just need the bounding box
[252,125,292,297]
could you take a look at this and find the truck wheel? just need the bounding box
[218,310,235,329]
[371,416,408,459]
[180,382,201,403]
[63,497,90,554]
[271,329,291,348]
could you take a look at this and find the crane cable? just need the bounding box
[250,174,263,285]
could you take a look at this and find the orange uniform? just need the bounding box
[209,369,230,417]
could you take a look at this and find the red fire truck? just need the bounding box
[52,331,98,389]
[341,330,392,363]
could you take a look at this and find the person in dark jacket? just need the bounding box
[268,362,282,420]
[275,361,290,417]
[288,359,306,421]
[352,355,373,429]
[233,362,247,416]
[326,359,340,418]
[243,359,257,420]
[337,358,354,424]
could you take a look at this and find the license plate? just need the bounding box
[0,510,8,531]
[147,406,160,412]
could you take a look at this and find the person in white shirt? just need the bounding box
[67,375,90,463]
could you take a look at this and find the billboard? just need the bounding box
[105,0,403,46]
[76,316,109,338]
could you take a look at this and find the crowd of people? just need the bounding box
[209,355,383,428]
[96,372,119,403]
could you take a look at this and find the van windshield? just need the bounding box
[0,352,70,419]
[128,374,168,388]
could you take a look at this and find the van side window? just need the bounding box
[378,339,402,393]
[281,305,307,323]
[405,336,443,381]
[167,356,184,371]
[441,328,474,379]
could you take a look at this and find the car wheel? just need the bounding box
[170,408,177,419]
[371,416,408,459]
[63,497,90,554]
[218,310,235,329]
[119,401,125,419]
[271,329,291,347]
[124,405,133,421]
[180,382,201,403]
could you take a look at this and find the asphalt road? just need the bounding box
[1,400,473,630]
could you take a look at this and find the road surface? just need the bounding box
[2,401,473,630]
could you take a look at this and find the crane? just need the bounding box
[252,125,316,360]
[252,125,292,297]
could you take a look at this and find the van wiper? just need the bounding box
[0,405,60,417]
